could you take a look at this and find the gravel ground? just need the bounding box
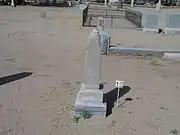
[0,6,180,135]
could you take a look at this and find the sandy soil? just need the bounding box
[0,6,180,135]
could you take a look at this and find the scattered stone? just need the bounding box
[149,59,164,67]
[0,128,13,135]
[169,129,178,135]
[117,42,121,45]
[44,64,51,68]
[136,97,140,100]
[36,74,52,77]
[49,33,54,36]
[102,82,107,84]
[40,11,47,19]
[159,106,168,111]
[108,120,116,128]
[4,58,16,63]
[125,97,133,101]
[76,81,81,84]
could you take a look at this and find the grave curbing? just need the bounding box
[107,47,180,58]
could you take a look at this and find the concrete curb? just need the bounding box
[142,28,159,33]
[164,27,180,35]
[108,47,180,57]
[163,53,180,61]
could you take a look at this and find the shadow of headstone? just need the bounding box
[0,72,33,86]
[103,86,131,117]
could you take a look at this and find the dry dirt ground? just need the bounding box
[0,6,180,135]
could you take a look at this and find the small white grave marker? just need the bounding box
[115,80,123,88]
[115,80,124,108]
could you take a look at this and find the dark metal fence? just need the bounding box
[82,5,143,28]
[88,8,125,18]
[82,5,89,26]
[125,8,142,27]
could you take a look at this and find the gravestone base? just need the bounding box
[74,89,107,117]
[164,28,180,35]
[143,28,159,33]
[80,82,100,91]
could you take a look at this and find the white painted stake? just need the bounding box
[115,80,123,108]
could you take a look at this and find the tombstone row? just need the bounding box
[142,13,180,34]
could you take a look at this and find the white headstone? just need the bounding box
[156,0,161,12]
[74,29,106,117]
[84,30,102,90]
[98,17,104,27]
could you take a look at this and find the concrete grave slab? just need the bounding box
[165,13,180,35]
[143,14,159,33]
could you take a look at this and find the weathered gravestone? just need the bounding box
[165,13,180,35]
[156,0,161,12]
[74,29,107,117]
[97,17,104,33]
[83,29,102,90]
[97,17,110,55]
[100,31,110,55]
[143,14,159,33]
[98,17,104,27]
